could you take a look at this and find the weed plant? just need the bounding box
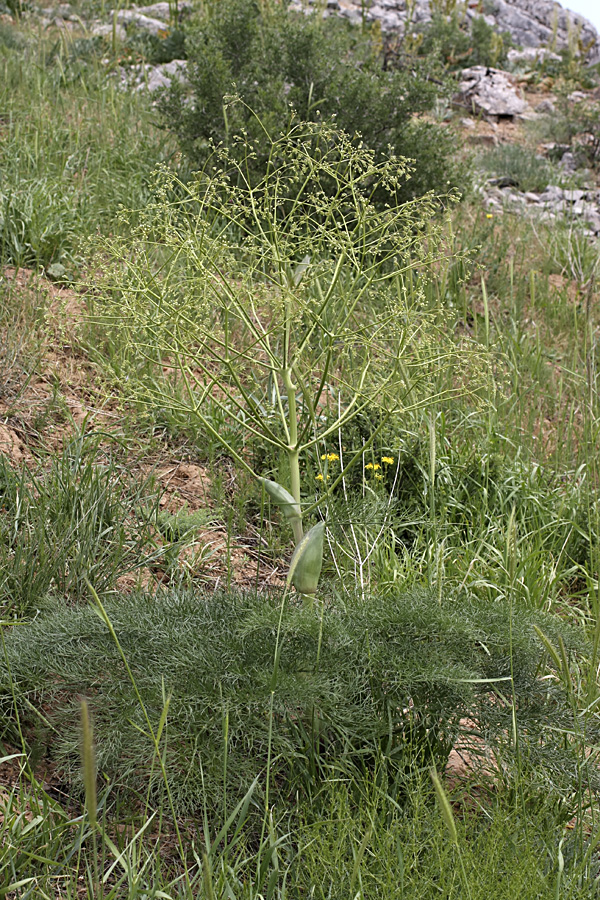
[318,409,599,612]
[90,116,488,587]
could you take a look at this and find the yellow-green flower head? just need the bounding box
[374,473,383,480]
[315,473,325,481]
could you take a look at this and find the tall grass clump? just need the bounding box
[328,409,600,610]
[0,431,164,617]
[480,144,555,194]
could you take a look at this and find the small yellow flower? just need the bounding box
[382,456,394,465]
[365,463,374,470]
[315,473,324,481]
[365,462,381,472]
[486,213,494,219]
[321,452,340,462]
[374,474,383,480]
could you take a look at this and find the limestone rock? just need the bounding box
[114,9,169,36]
[91,21,127,40]
[134,1,191,17]
[507,47,561,67]
[482,0,598,61]
[458,66,528,119]
[138,58,187,92]
[485,180,600,236]
[534,98,557,115]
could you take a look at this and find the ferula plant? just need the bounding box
[93,107,488,596]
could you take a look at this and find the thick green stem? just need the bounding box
[283,366,303,543]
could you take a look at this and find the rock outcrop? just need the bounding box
[479,0,598,58]
[292,0,600,64]
[458,66,528,119]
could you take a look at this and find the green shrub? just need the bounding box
[2,586,591,814]
[537,93,600,171]
[158,0,468,203]
[124,27,187,65]
[418,11,511,70]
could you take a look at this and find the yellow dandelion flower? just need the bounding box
[315,473,324,481]
[326,453,340,462]
[321,454,327,460]
[382,456,394,465]
[373,463,381,470]
[365,463,374,470]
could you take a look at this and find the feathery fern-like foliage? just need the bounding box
[1,587,593,814]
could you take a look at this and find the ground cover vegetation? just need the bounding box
[1,0,600,897]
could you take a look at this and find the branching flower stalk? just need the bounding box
[92,110,490,598]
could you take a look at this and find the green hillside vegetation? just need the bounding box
[1,0,600,896]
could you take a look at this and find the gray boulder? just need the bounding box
[457,66,528,119]
[134,1,190,17]
[113,9,169,36]
[507,47,562,67]
[138,58,187,92]
[91,21,127,40]
[484,0,598,61]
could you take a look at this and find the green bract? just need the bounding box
[287,522,325,596]
[259,477,302,543]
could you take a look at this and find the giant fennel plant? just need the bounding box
[93,112,487,597]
